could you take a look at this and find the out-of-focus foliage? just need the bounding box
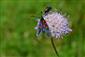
[0,0,85,57]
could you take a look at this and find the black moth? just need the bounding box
[36,6,52,36]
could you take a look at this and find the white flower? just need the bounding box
[43,12,72,38]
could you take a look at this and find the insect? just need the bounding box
[35,6,52,36]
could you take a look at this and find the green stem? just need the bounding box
[51,38,59,57]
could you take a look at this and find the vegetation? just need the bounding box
[0,0,85,57]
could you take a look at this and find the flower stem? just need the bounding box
[51,38,59,57]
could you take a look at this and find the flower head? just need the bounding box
[43,12,72,38]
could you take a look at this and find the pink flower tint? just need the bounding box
[43,12,72,38]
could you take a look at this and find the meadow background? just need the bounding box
[0,0,85,57]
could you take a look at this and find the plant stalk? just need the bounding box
[51,38,59,57]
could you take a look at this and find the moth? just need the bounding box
[35,6,52,37]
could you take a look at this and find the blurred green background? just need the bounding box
[0,0,85,57]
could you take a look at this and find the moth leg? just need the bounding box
[36,28,42,36]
